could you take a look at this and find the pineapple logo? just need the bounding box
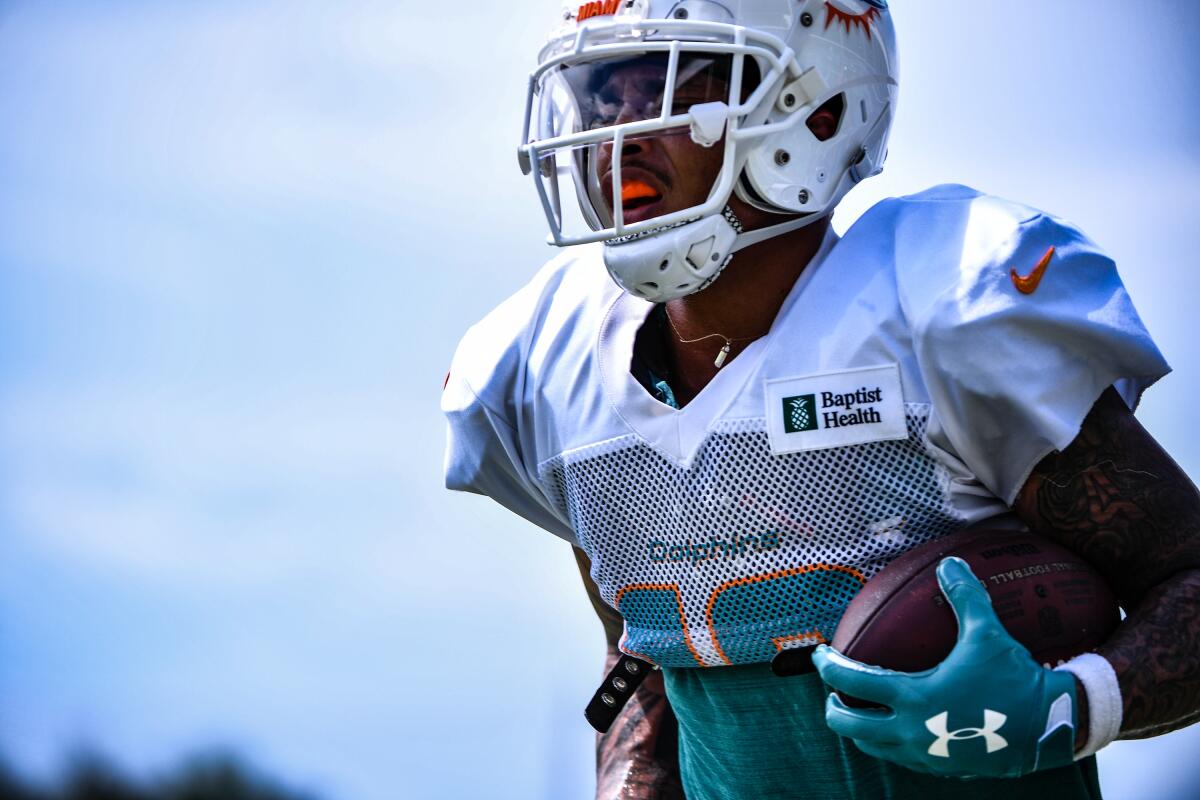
[783,394,818,433]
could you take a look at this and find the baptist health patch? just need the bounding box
[765,364,907,454]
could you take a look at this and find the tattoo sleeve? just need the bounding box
[573,548,685,799]
[1015,388,1200,741]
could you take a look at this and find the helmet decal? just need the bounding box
[825,2,882,40]
[576,0,622,22]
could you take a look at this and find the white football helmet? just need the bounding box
[518,0,898,301]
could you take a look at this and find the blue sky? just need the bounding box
[1,2,1197,799]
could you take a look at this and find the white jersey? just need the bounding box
[442,184,1169,669]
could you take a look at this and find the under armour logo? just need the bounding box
[925,710,1008,758]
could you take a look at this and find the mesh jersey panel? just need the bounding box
[539,404,967,667]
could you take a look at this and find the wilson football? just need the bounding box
[824,528,1120,685]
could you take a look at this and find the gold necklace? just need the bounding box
[662,306,767,369]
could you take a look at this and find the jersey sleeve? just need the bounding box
[441,268,577,544]
[904,198,1171,505]
[442,372,573,542]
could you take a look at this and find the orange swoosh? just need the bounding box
[1010,245,1056,294]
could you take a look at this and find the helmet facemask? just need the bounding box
[521,18,790,247]
[567,53,748,233]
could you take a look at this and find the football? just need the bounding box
[774,528,1121,686]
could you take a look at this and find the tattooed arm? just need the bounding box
[1014,387,1200,747]
[573,548,685,800]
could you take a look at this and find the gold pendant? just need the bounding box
[714,342,731,369]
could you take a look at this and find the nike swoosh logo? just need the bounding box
[1010,245,1056,294]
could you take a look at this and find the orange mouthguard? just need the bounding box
[621,180,659,203]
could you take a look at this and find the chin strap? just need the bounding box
[600,205,832,303]
[727,208,828,255]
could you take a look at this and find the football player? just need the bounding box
[442,1,1200,797]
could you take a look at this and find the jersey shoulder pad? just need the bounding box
[447,244,613,416]
[877,184,1054,324]
[866,185,1169,503]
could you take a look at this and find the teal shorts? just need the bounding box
[664,663,1102,800]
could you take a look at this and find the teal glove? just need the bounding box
[812,557,1078,779]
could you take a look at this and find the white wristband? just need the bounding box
[1054,652,1123,759]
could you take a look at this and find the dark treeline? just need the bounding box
[0,752,322,800]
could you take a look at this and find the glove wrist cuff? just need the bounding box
[1054,653,1123,758]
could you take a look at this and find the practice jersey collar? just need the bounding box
[596,225,840,468]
